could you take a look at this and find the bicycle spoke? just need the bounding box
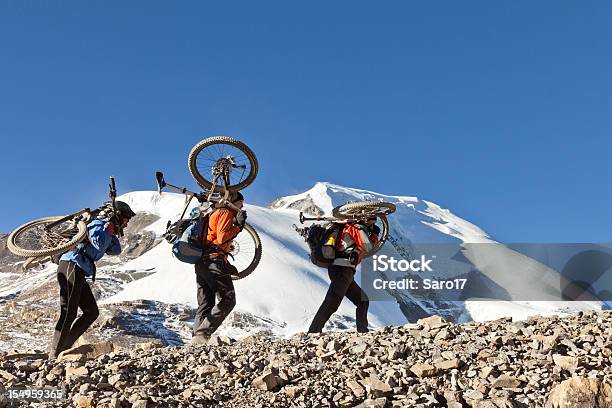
[196,158,219,164]
[196,164,216,174]
[229,231,258,273]
[201,150,218,162]
[214,143,224,160]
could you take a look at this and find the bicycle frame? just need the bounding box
[155,171,242,218]
[298,212,372,225]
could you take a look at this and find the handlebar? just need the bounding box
[156,171,198,197]
[109,176,124,237]
[155,171,243,213]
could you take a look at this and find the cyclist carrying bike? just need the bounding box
[48,201,135,359]
[191,191,247,345]
[308,217,380,334]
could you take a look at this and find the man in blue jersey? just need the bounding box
[48,201,135,359]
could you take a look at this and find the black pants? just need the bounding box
[308,264,369,333]
[49,261,99,357]
[193,258,236,336]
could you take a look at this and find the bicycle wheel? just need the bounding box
[7,216,87,258]
[228,223,262,280]
[188,136,258,192]
[332,201,397,219]
[362,215,389,258]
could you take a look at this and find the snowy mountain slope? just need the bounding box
[105,182,602,338]
[0,182,603,350]
[105,193,408,337]
[273,183,602,318]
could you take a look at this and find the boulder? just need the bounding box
[546,378,612,408]
[361,375,392,398]
[410,363,437,378]
[66,366,89,379]
[195,364,219,377]
[473,399,517,408]
[284,385,304,398]
[73,395,94,408]
[354,398,387,408]
[137,341,163,351]
[346,379,366,398]
[252,369,285,391]
[435,358,461,371]
[58,341,115,362]
[417,315,448,331]
[552,354,579,371]
[491,374,521,389]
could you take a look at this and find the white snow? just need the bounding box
[103,196,408,336]
[99,182,602,337]
[0,267,56,298]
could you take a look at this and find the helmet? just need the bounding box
[229,191,244,203]
[114,201,136,220]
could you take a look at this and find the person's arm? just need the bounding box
[348,224,374,254]
[215,211,241,245]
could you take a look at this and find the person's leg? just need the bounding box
[49,266,69,358]
[193,261,216,337]
[345,279,370,333]
[49,261,84,358]
[308,265,355,333]
[62,276,99,349]
[193,259,236,336]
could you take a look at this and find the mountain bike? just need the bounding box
[7,178,124,270]
[296,201,396,257]
[156,136,261,279]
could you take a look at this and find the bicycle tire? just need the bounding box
[230,223,262,280]
[188,136,258,192]
[7,216,87,258]
[332,201,396,219]
[362,215,389,258]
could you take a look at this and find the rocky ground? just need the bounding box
[0,311,610,408]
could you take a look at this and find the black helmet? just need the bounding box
[114,201,136,220]
[229,191,244,203]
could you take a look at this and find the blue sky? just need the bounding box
[1,1,610,242]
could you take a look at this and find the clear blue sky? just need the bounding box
[1,1,610,242]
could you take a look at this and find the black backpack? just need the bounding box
[303,222,343,268]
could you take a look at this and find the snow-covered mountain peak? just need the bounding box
[271,182,491,244]
[270,181,420,217]
[269,182,333,215]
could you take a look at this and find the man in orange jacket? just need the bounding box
[191,191,247,344]
[308,217,380,333]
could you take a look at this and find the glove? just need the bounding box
[234,210,247,228]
